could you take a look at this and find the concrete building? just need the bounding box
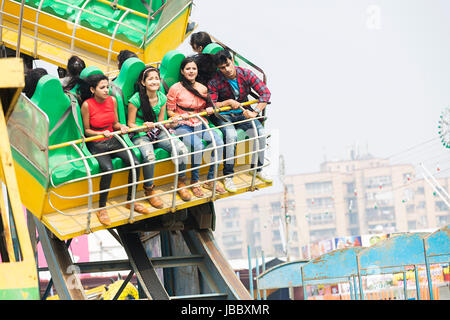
[212,156,450,260]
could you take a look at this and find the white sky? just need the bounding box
[177,0,450,182]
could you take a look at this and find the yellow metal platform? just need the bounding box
[42,166,271,240]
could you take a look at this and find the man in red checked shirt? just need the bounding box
[208,49,272,193]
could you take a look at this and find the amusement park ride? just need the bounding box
[0,0,272,300]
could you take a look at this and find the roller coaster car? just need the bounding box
[0,0,193,71]
[6,51,272,241]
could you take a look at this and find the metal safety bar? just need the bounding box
[49,114,268,188]
[46,115,271,220]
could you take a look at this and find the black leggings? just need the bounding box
[87,136,140,207]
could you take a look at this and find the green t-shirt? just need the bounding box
[128,90,168,138]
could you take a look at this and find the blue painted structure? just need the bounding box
[254,226,449,300]
[423,224,450,300]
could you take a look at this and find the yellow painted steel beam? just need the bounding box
[143,3,191,63]
[0,58,38,294]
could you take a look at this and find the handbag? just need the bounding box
[147,127,161,141]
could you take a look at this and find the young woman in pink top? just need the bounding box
[166,57,225,198]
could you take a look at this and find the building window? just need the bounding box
[416,186,425,194]
[408,220,417,230]
[348,212,358,225]
[287,184,295,194]
[366,206,395,222]
[437,215,449,226]
[306,197,334,210]
[226,249,242,259]
[308,212,335,225]
[406,204,415,214]
[417,201,425,209]
[271,201,282,213]
[305,181,333,195]
[272,230,281,241]
[365,176,392,188]
[345,182,356,194]
[222,207,239,219]
[274,244,284,255]
[435,201,448,212]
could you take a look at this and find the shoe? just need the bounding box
[203,181,226,194]
[223,177,237,193]
[191,183,204,198]
[144,185,164,209]
[177,178,192,201]
[256,170,273,183]
[96,209,111,226]
[125,202,151,214]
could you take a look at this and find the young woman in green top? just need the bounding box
[128,66,192,207]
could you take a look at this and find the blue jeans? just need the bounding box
[132,130,188,187]
[174,124,224,183]
[212,112,266,176]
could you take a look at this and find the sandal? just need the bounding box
[191,185,204,198]
[126,202,151,215]
[96,209,111,226]
[144,185,164,209]
[203,181,226,194]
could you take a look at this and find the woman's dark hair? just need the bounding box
[63,55,86,91]
[193,53,216,86]
[117,50,138,70]
[179,57,213,108]
[23,68,48,98]
[190,32,212,52]
[77,73,109,104]
[136,66,159,123]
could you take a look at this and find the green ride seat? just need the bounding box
[202,42,240,66]
[79,1,123,36]
[41,0,85,20]
[159,50,185,94]
[114,0,164,45]
[202,43,224,55]
[31,75,99,187]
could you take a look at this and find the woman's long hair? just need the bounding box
[77,73,109,104]
[63,55,86,92]
[136,66,158,123]
[179,56,213,108]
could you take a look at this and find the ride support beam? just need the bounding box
[117,227,170,300]
[34,216,86,300]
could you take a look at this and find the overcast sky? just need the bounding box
[176,0,450,185]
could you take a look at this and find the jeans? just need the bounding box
[174,123,224,183]
[211,112,266,176]
[132,130,188,187]
[86,136,140,207]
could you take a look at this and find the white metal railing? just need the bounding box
[47,115,271,232]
